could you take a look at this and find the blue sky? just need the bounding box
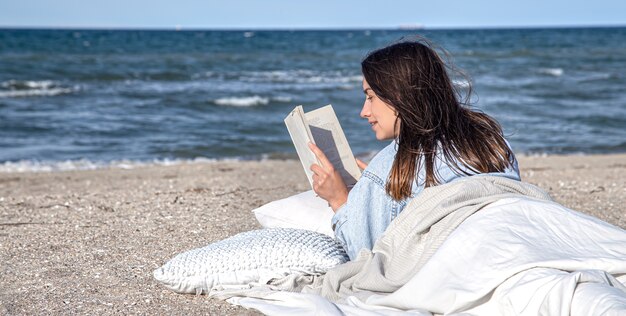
[1,0,625,29]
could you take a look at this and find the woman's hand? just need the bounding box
[356,158,368,171]
[308,142,348,212]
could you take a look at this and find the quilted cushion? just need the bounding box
[153,228,348,294]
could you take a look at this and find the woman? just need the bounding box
[309,39,521,260]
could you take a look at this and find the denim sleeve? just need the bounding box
[330,139,520,261]
[331,170,397,260]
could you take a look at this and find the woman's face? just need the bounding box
[361,79,399,140]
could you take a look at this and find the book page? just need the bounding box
[284,105,320,187]
[304,105,361,186]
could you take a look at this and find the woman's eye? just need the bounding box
[366,96,373,101]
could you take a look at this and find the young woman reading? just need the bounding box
[308,39,520,260]
[207,38,625,314]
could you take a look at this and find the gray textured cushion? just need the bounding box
[153,228,348,294]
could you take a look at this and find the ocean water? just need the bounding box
[1,28,625,171]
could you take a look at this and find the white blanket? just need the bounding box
[223,197,626,315]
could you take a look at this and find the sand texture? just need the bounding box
[1,155,625,315]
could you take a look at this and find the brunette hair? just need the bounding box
[361,38,515,201]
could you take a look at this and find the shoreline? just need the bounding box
[2,151,626,174]
[1,154,625,314]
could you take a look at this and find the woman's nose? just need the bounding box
[360,101,370,118]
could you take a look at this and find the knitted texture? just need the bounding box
[154,228,348,294]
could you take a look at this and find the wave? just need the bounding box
[246,70,363,85]
[536,69,614,82]
[0,157,238,173]
[197,70,363,85]
[0,151,380,173]
[213,95,293,107]
[1,80,56,89]
[108,70,361,96]
[537,68,564,77]
[0,88,74,98]
[575,72,613,83]
[0,80,77,98]
[452,79,471,88]
[273,96,293,102]
[215,96,268,107]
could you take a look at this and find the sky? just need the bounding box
[1,0,625,29]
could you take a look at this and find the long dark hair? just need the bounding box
[361,38,515,201]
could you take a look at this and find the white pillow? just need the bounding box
[153,228,348,294]
[252,190,335,237]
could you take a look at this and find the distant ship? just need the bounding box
[398,24,425,30]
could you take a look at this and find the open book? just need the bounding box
[284,104,361,189]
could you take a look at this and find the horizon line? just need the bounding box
[0,23,625,32]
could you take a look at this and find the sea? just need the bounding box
[1,27,625,172]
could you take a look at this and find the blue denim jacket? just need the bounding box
[331,141,521,260]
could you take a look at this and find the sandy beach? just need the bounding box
[1,154,625,315]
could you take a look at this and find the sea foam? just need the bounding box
[214,96,268,107]
[538,68,564,77]
[198,70,362,85]
[0,157,236,173]
[213,95,292,107]
[0,80,77,98]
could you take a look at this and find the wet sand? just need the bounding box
[1,154,625,315]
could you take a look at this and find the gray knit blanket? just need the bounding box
[212,175,553,302]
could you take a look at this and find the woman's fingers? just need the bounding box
[308,142,334,171]
[356,158,368,170]
[312,174,320,190]
[307,142,348,211]
[310,164,329,184]
[310,163,325,177]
